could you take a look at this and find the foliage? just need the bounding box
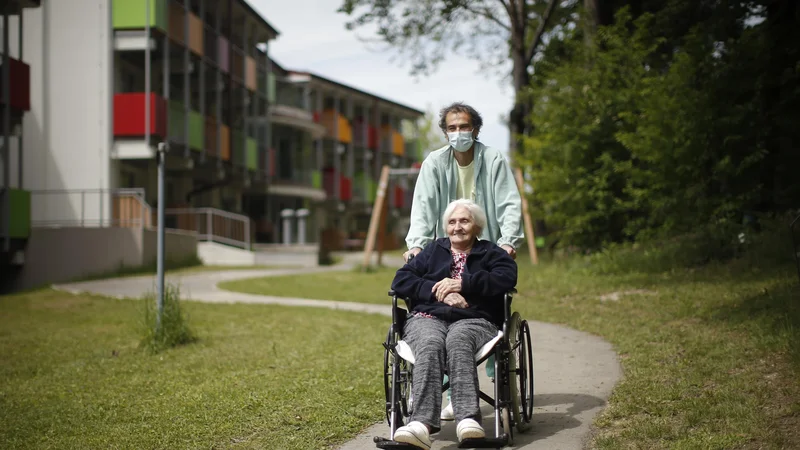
[139,284,197,353]
[522,1,800,250]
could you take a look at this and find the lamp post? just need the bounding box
[156,141,168,328]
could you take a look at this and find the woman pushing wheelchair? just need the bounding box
[389,199,518,449]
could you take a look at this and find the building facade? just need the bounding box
[4,0,423,264]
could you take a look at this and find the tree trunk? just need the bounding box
[509,48,530,157]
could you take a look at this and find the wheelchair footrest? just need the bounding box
[373,436,423,449]
[457,435,509,449]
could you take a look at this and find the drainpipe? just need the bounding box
[3,7,10,251]
[17,8,22,189]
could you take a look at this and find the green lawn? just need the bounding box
[219,250,800,448]
[0,290,387,449]
[219,266,397,304]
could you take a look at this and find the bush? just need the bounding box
[139,283,197,354]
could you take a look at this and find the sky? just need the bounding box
[249,0,514,154]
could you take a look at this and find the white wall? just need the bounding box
[20,0,113,224]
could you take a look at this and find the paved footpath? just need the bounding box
[54,252,622,450]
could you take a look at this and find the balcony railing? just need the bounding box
[163,207,251,250]
[28,188,151,229]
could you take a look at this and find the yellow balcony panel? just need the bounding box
[320,109,352,144]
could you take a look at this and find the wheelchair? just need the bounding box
[374,286,534,449]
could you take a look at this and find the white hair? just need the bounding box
[442,199,487,236]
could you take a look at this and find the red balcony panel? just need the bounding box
[393,185,404,208]
[341,176,352,201]
[368,126,379,150]
[0,57,31,111]
[313,111,320,123]
[113,93,167,138]
[322,168,352,201]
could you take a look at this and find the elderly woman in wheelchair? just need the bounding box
[377,199,533,450]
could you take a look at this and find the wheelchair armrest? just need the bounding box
[508,288,517,295]
[388,290,396,297]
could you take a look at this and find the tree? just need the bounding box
[337,0,577,156]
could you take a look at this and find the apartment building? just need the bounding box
[3,0,423,274]
[0,0,39,267]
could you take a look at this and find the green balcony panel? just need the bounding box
[246,138,258,170]
[113,0,167,30]
[367,178,376,203]
[266,72,276,103]
[232,130,244,166]
[311,170,321,189]
[8,189,31,239]
[189,111,204,151]
[168,100,185,142]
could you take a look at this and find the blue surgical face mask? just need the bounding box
[447,131,474,153]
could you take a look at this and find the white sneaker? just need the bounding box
[440,401,454,421]
[394,421,431,450]
[456,418,486,442]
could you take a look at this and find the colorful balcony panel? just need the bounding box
[7,188,31,239]
[393,185,405,209]
[218,36,230,73]
[188,12,204,56]
[319,109,353,144]
[380,126,406,156]
[0,57,31,112]
[204,116,218,156]
[245,56,257,92]
[322,168,353,201]
[168,1,185,44]
[220,125,231,161]
[112,0,167,30]
[311,170,322,189]
[188,111,204,151]
[246,138,258,170]
[113,93,167,138]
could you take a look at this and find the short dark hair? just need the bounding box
[438,102,483,134]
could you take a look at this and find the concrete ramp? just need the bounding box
[197,241,256,266]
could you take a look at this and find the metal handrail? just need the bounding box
[29,188,151,229]
[163,207,251,250]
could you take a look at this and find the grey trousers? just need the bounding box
[403,315,497,432]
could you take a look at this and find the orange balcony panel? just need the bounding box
[0,57,30,111]
[245,56,257,91]
[188,12,204,56]
[220,124,231,161]
[168,2,184,44]
[205,116,217,157]
[381,125,405,155]
[113,92,167,138]
[320,109,352,144]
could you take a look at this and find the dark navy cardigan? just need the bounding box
[390,238,518,326]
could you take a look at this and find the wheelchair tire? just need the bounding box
[383,329,412,425]
[507,313,535,433]
[517,319,534,428]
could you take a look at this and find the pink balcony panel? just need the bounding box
[217,36,230,73]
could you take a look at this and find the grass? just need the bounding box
[0,289,388,449]
[218,240,800,448]
[219,266,398,304]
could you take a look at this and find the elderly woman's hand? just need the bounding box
[442,293,469,309]
[432,277,462,301]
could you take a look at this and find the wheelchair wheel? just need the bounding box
[383,329,412,425]
[517,319,534,429]
[507,312,534,432]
